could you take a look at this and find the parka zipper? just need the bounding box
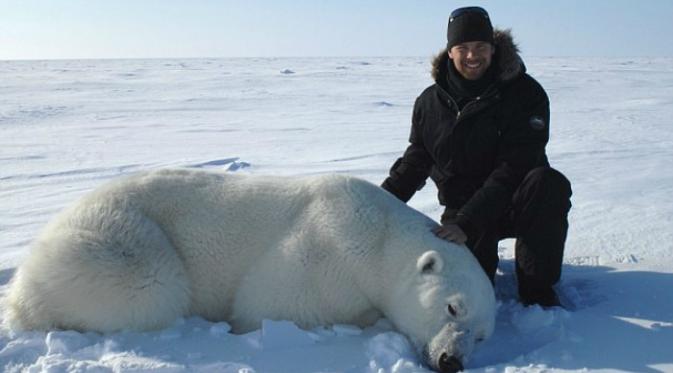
[457,97,481,120]
[449,95,489,122]
[445,85,498,122]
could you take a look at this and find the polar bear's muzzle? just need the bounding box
[423,324,474,373]
[422,347,464,373]
[438,353,464,373]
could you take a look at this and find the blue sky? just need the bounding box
[2,0,673,60]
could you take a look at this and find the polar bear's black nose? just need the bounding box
[438,353,463,373]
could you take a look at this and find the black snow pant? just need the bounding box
[442,167,572,297]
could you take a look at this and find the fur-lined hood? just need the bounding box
[431,28,524,83]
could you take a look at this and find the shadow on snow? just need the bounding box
[470,260,673,372]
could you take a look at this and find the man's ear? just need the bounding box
[417,250,444,275]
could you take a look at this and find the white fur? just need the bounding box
[6,169,496,369]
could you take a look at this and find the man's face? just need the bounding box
[448,41,495,80]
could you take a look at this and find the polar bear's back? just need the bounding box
[122,169,386,262]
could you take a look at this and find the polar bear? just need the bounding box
[6,169,496,372]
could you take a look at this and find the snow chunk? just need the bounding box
[188,157,251,172]
[209,322,232,337]
[366,332,423,372]
[228,161,251,172]
[198,362,256,372]
[615,254,639,263]
[45,331,92,355]
[190,157,239,169]
[101,351,184,372]
[332,324,362,336]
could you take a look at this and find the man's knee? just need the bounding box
[519,167,572,210]
[524,167,571,194]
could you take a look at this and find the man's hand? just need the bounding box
[433,223,467,244]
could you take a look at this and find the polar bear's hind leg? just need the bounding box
[7,207,190,333]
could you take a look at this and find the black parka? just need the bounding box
[382,30,551,237]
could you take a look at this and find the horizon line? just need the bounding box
[2,55,672,63]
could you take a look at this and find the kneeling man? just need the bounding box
[382,6,572,307]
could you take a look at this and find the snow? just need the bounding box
[1,56,672,372]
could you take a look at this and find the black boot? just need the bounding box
[519,283,561,308]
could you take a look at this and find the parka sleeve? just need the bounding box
[381,97,434,202]
[456,81,550,233]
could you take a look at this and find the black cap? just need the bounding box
[446,6,494,49]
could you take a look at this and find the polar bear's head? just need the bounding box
[385,238,496,373]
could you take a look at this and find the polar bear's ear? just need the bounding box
[417,251,444,275]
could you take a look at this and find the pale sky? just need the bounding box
[2,0,673,60]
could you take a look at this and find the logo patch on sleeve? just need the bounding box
[529,116,546,130]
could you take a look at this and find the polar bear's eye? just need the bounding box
[448,304,457,317]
